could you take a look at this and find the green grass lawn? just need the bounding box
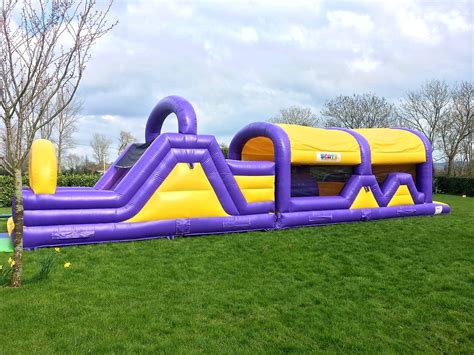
[0,195,472,352]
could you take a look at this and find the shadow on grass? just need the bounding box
[1,254,55,287]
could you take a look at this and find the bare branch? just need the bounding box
[321,93,395,129]
[117,130,136,156]
[269,106,320,127]
[397,79,451,145]
[90,133,111,171]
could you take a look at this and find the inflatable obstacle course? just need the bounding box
[9,96,450,249]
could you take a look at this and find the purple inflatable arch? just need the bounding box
[145,95,197,141]
[12,96,450,249]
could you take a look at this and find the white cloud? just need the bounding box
[397,10,440,44]
[385,0,470,44]
[238,27,259,43]
[69,0,472,151]
[101,115,120,123]
[437,10,471,33]
[327,10,375,34]
[350,56,380,73]
[284,26,311,48]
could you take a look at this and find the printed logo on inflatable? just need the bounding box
[316,152,341,162]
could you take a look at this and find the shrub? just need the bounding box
[219,143,229,159]
[434,176,474,197]
[0,175,27,207]
[57,174,100,187]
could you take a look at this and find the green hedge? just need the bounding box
[0,174,101,207]
[0,175,24,207]
[434,176,474,197]
[57,174,101,187]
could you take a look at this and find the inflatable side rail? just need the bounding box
[13,95,450,249]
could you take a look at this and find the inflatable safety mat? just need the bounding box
[0,234,13,253]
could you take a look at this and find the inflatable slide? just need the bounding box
[8,96,450,249]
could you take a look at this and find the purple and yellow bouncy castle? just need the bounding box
[9,96,450,249]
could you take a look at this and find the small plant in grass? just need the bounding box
[0,262,12,286]
[25,254,56,285]
[0,257,18,286]
[1,253,57,287]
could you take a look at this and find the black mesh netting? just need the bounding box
[115,142,152,169]
[291,165,352,197]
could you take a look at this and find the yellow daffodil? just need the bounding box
[54,247,61,253]
[64,262,71,268]
[8,257,13,264]
[0,265,3,271]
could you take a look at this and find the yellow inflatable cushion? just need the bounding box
[350,187,379,209]
[355,128,426,165]
[29,139,57,194]
[126,163,229,222]
[7,217,14,237]
[387,185,415,207]
[242,124,361,165]
[234,175,274,203]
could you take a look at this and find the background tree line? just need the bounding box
[270,79,473,177]
[2,79,471,178]
[3,80,471,178]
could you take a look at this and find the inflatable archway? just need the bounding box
[10,96,450,249]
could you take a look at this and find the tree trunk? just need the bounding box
[10,167,24,288]
[58,147,62,174]
[446,157,454,177]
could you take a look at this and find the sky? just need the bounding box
[74,0,473,158]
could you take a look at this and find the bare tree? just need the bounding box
[117,130,136,156]
[63,153,84,172]
[56,95,81,173]
[438,82,474,176]
[64,153,95,173]
[91,133,111,171]
[0,126,5,164]
[459,133,473,176]
[397,80,451,145]
[0,0,116,287]
[270,106,319,127]
[64,153,80,171]
[38,90,81,172]
[322,93,395,129]
[39,100,56,140]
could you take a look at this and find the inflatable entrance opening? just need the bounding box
[10,95,450,249]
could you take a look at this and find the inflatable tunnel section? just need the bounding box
[12,96,450,249]
[229,122,449,228]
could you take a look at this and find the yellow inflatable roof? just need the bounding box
[355,128,426,165]
[243,124,362,165]
[241,124,427,166]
